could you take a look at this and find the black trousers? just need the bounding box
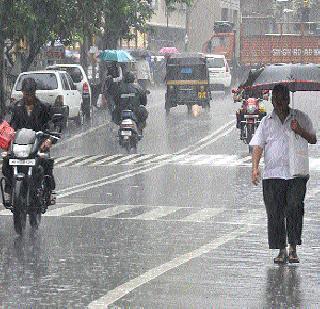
[262,177,309,249]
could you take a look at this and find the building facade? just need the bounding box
[147,0,187,52]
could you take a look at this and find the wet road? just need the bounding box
[0,89,319,307]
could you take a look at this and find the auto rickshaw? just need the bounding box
[165,53,210,115]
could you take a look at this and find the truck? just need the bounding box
[203,18,320,73]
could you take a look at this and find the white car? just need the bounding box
[10,70,84,125]
[46,64,92,119]
[206,54,232,93]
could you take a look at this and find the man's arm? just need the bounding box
[113,66,123,83]
[291,119,317,144]
[252,146,263,185]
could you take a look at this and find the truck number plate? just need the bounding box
[9,159,36,166]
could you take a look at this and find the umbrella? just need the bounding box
[243,63,320,92]
[159,46,179,55]
[99,50,135,62]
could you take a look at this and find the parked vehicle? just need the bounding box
[118,110,140,153]
[10,71,84,127]
[46,64,92,119]
[206,54,232,93]
[0,123,61,235]
[165,53,210,115]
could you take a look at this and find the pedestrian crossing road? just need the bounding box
[51,154,320,170]
[0,202,319,224]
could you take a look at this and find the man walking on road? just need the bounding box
[250,84,317,264]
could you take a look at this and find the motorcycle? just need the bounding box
[118,109,140,153]
[0,116,62,235]
[236,97,267,152]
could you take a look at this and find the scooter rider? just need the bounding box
[2,77,56,205]
[113,71,148,133]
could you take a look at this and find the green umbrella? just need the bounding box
[99,50,135,62]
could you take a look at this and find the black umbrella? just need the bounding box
[243,63,320,92]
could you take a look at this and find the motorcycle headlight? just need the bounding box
[12,144,33,158]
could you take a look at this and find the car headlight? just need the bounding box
[12,144,32,158]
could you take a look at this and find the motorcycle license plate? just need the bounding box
[244,114,259,119]
[121,131,132,136]
[9,159,36,166]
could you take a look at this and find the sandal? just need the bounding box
[274,251,287,264]
[288,251,300,264]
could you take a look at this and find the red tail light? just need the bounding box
[83,82,89,94]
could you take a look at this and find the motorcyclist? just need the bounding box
[113,71,148,134]
[2,77,56,206]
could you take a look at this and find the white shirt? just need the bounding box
[250,108,316,180]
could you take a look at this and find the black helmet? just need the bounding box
[124,71,135,83]
[21,77,37,93]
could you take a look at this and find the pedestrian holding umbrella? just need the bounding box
[248,64,318,264]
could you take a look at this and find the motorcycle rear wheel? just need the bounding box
[29,212,41,230]
[12,181,27,236]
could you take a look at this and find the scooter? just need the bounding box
[118,110,140,153]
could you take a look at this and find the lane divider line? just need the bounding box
[88,215,264,308]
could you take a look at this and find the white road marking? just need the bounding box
[56,123,107,148]
[121,154,155,165]
[57,156,88,168]
[180,208,224,222]
[87,216,263,308]
[0,209,11,216]
[73,154,106,166]
[106,154,138,166]
[90,154,123,166]
[87,205,134,218]
[133,206,180,220]
[57,121,236,197]
[45,203,96,217]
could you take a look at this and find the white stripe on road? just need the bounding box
[88,216,263,308]
[133,206,180,220]
[0,209,11,216]
[87,205,134,218]
[106,154,139,166]
[123,154,156,165]
[45,203,96,217]
[73,155,106,166]
[90,154,123,166]
[57,156,88,168]
[180,208,224,222]
[57,121,236,198]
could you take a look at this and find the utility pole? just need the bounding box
[185,5,190,52]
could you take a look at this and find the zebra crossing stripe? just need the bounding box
[123,154,156,165]
[180,208,225,222]
[86,205,134,218]
[106,154,139,166]
[45,203,96,217]
[53,156,75,165]
[73,154,107,166]
[133,206,180,220]
[57,157,87,168]
[0,209,11,216]
[90,154,123,166]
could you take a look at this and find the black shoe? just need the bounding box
[288,250,300,263]
[274,250,287,264]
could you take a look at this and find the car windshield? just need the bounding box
[206,58,225,68]
[58,67,83,83]
[16,73,58,91]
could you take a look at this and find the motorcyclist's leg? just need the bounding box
[2,157,12,194]
[137,105,148,129]
[41,158,56,191]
